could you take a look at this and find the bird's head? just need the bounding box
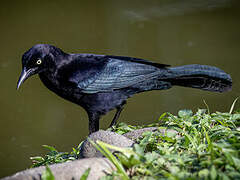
[17,44,64,90]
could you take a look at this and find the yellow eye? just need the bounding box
[36,59,42,65]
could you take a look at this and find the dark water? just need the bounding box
[0,0,239,177]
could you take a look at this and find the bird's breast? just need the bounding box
[38,72,84,105]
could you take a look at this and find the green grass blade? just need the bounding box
[42,145,58,152]
[88,139,129,180]
[42,165,55,180]
[80,168,91,180]
[229,97,239,114]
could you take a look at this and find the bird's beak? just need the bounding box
[17,68,33,90]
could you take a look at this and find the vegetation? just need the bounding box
[33,106,240,180]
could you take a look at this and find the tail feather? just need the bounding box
[166,64,232,92]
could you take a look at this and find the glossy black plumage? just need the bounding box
[17,44,232,134]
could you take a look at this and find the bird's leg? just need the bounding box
[88,112,100,134]
[109,101,126,128]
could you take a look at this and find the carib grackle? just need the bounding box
[17,44,232,134]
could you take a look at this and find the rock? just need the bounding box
[123,127,178,141]
[1,158,114,180]
[79,130,134,158]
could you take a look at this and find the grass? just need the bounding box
[100,109,240,179]
[32,107,240,180]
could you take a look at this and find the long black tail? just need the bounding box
[166,64,232,92]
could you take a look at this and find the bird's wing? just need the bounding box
[106,55,169,68]
[77,57,168,93]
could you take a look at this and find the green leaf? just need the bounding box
[139,131,153,151]
[158,112,167,121]
[178,109,193,118]
[133,144,144,155]
[210,166,217,180]
[42,145,58,152]
[198,169,209,178]
[232,114,240,120]
[89,139,129,180]
[80,168,91,180]
[42,165,55,180]
[30,156,44,162]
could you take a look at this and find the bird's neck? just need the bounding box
[39,70,59,90]
[39,53,72,89]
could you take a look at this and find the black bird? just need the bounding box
[17,44,232,134]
